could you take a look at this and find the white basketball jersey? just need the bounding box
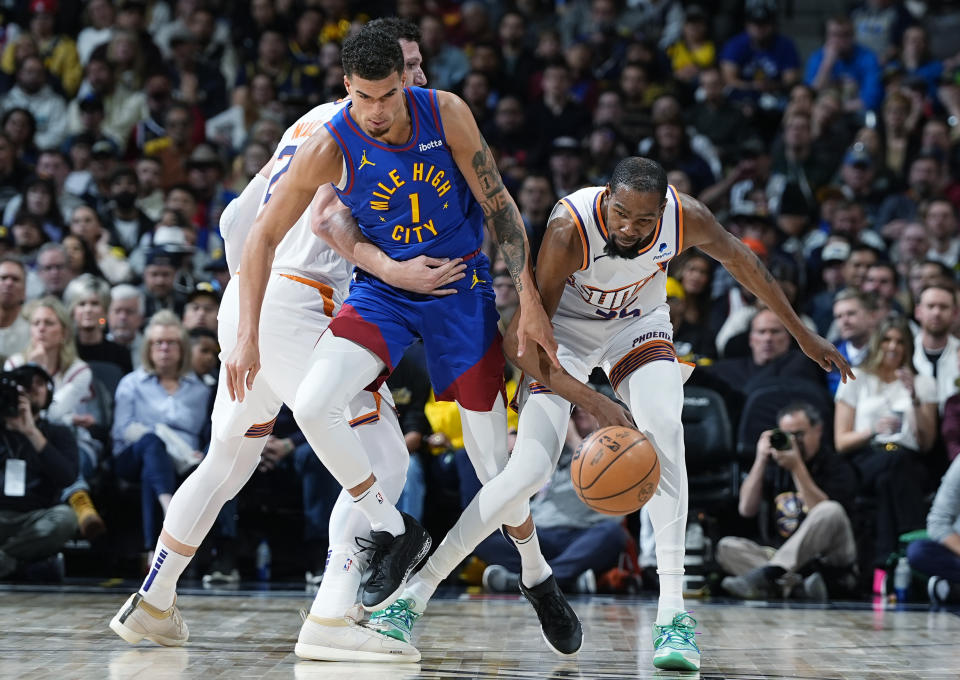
[256,99,353,293]
[555,185,684,322]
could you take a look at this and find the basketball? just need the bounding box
[571,426,660,515]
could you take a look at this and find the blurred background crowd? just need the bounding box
[1,0,960,606]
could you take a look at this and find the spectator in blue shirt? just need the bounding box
[805,15,883,112]
[719,1,800,102]
[111,310,211,551]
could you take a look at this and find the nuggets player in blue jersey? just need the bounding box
[224,24,581,654]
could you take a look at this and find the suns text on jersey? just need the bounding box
[368,163,452,244]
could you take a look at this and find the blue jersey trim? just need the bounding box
[324,121,355,196]
[429,89,447,146]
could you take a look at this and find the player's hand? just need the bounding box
[588,395,634,430]
[388,256,466,296]
[225,339,260,402]
[797,331,855,383]
[515,299,560,367]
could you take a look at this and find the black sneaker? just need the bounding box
[360,512,431,611]
[519,574,583,656]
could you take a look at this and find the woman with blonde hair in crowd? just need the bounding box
[111,311,211,555]
[835,316,938,582]
[5,296,105,538]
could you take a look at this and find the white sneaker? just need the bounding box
[294,613,420,662]
[109,593,189,646]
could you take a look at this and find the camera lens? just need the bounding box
[769,429,791,450]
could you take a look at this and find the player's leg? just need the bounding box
[293,330,429,611]
[110,361,282,646]
[296,389,420,662]
[613,347,698,671]
[385,387,582,655]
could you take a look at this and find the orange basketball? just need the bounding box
[571,426,660,515]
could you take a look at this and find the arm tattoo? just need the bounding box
[750,251,775,284]
[472,137,527,292]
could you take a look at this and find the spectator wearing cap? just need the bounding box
[77,0,116,65]
[923,198,960,270]
[182,282,218,333]
[547,136,587,199]
[719,0,800,102]
[0,0,82,97]
[806,15,883,112]
[106,283,144,368]
[876,150,941,232]
[141,248,184,318]
[64,273,132,374]
[0,56,68,150]
[835,145,885,223]
[66,55,144,147]
[805,239,852,335]
[103,167,153,255]
[185,144,234,244]
[75,137,120,217]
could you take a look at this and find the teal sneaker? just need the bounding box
[652,612,701,671]
[368,598,422,643]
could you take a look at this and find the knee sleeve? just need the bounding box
[292,334,384,490]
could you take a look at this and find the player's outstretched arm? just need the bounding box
[226,133,341,402]
[681,193,855,383]
[438,91,559,365]
[312,188,466,295]
[502,203,633,429]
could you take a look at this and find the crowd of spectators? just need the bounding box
[2,0,960,603]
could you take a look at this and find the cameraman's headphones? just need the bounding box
[7,363,55,410]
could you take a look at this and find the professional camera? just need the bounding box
[0,364,54,421]
[0,373,20,419]
[769,428,792,451]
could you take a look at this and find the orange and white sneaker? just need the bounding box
[109,593,189,646]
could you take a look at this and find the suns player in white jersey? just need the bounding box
[373,157,853,670]
[109,21,461,662]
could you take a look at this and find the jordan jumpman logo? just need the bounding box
[358,150,376,171]
[470,269,487,289]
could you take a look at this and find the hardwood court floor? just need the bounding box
[1,585,958,679]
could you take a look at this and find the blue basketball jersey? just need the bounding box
[325,87,484,260]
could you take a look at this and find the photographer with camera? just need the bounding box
[0,364,79,580]
[717,401,858,600]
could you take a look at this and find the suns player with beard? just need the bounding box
[372,157,853,670]
[109,19,456,662]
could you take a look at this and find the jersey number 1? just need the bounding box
[263,144,297,204]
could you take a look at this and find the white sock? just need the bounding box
[656,569,685,625]
[310,546,363,619]
[352,480,404,536]
[510,527,552,588]
[139,539,193,610]
[402,575,432,613]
